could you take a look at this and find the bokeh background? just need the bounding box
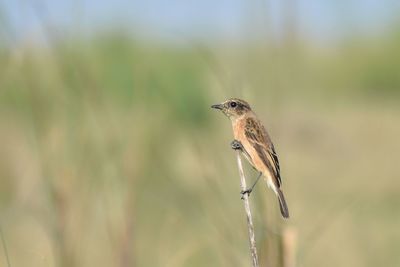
[1,1,400,267]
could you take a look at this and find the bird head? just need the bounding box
[211,98,251,120]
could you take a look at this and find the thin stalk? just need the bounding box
[0,226,11,267]
[235,150,259,267]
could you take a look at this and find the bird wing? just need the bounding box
[244,117,282,187]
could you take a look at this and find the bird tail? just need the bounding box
[277,188,290,219]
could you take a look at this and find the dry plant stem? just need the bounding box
[235,150,260,267]
[0,226,11,267]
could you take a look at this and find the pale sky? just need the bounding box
[1,0,399,46]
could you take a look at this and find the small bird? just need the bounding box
[212,98,289,218]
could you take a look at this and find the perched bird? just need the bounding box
[212,98,289,218]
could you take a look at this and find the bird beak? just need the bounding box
[211,104,223,110]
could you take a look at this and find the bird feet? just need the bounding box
[240,188,252,199]
[231,140,243,151]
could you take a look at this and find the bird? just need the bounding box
[211,98,289,218]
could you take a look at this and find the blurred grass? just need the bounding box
[0,25,400,267]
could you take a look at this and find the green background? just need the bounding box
[0,1,400,267]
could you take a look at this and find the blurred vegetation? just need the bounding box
[0,16,400,267]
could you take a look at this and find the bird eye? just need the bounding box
[230,101,237,108]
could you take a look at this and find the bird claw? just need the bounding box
[231,140,243,151]
[240,188,252,199]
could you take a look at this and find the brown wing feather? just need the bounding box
[245,117,282,187]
